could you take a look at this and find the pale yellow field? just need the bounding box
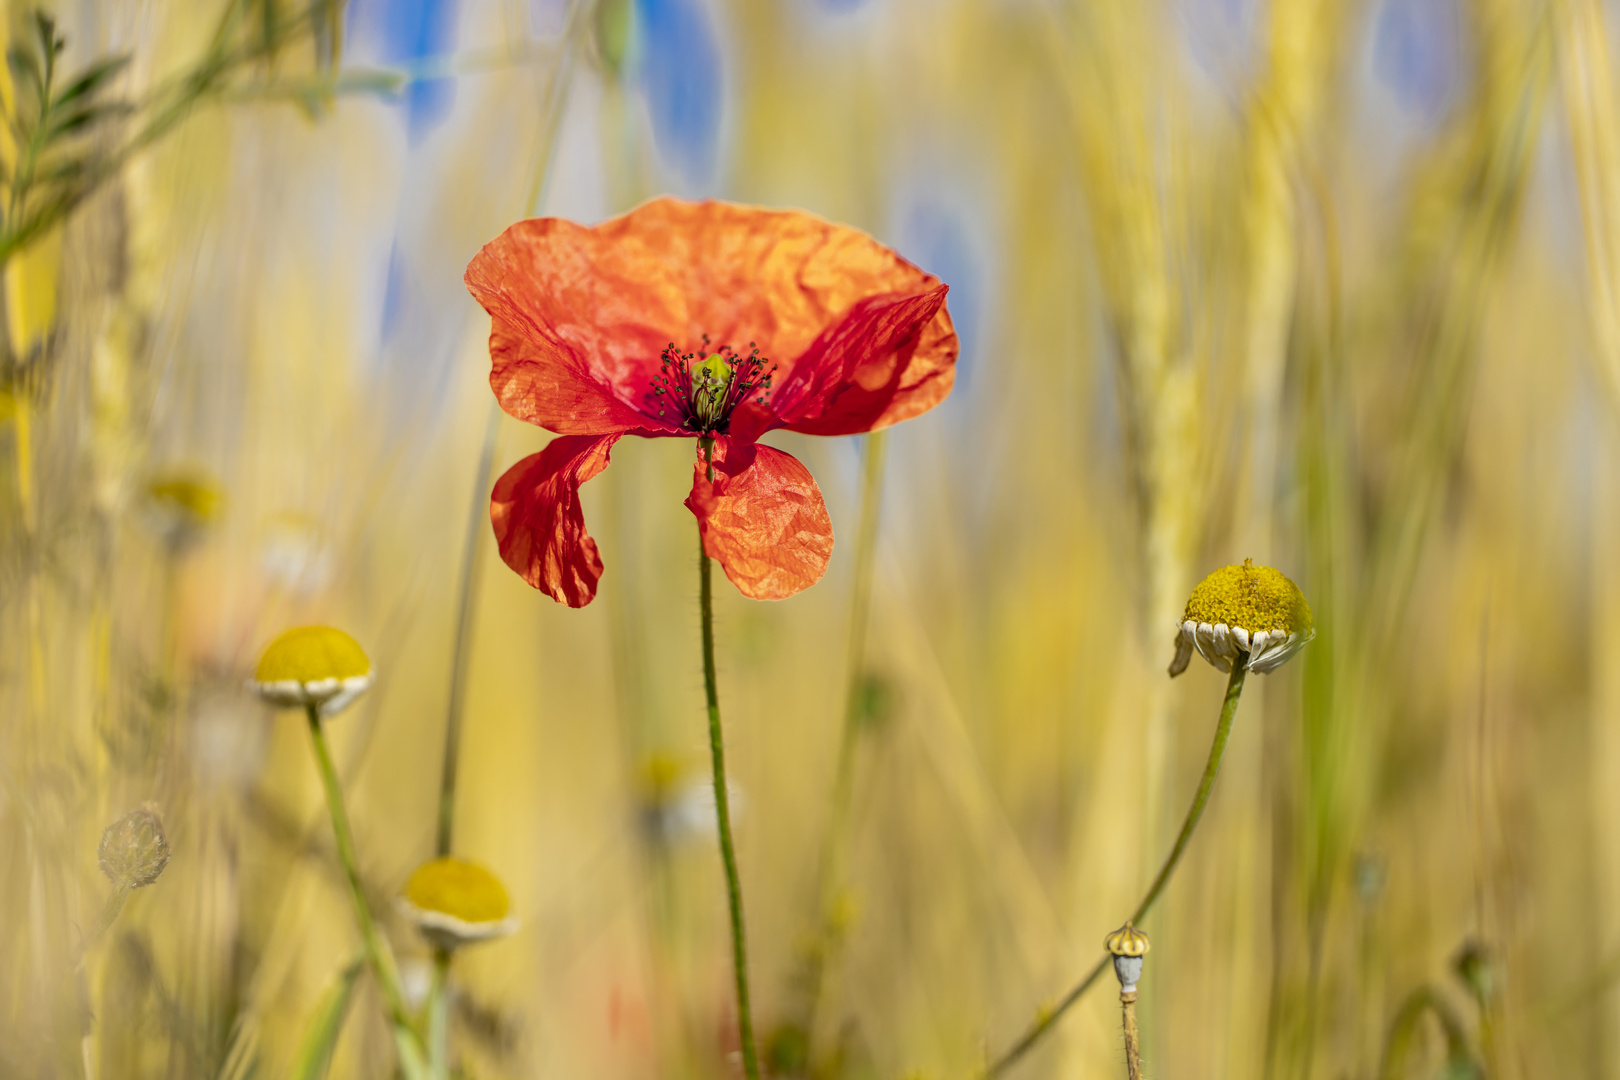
[2,1,1615,1078]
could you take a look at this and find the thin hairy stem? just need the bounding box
[697,489,761,1080]
[984,659,1248,1077]
[1122,993,1142,1080]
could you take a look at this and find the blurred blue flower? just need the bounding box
[897,202,982,397]
[350,0,462,139]
[633,0,723,185]
[1372,0,1463,124]
[380,241,410,343]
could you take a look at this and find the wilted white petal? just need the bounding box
[1168,625,1196,677]
[1241,632,1265,668]
[1232,626,1251,652]
[1251,630,1313,673]
[1258,632,1293,669]
[1195,622,1218,664]
[319,674,375,717]
[1212,624,1238,661]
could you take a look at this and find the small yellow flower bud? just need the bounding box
[143,469,225,550]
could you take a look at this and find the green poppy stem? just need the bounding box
[983,659,1248,1077]
[697,512,761,1080]
[304,705,427,1070]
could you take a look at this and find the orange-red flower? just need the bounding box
[464,197,958,606]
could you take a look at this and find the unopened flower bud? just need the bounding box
[98,805,170,889]
[1452,937,1496,1004]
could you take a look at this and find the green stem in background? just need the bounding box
[697,502,761,1080]
[73,886,131,968]
[303,705,427,1068]
[426,947,452,1080]
[797,429,888,1044]
[436,396,502,857]
[983,659,1248,1078]
[433,0,585,859]
[1376,986,1477,1080]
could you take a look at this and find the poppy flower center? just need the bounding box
[650,338,777,435]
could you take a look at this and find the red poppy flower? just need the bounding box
[464,197,958,607]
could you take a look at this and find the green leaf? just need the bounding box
[8,46,43,95]
[33,155,89,186]
[46,99,134,140]
[30,11,56,56]
[287,958,364,1080]
[53,55,131,109]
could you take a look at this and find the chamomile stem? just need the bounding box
[427,948,451,1080]
[697,518,761,1080]
[304,705,424,1056]
[984,659,1248,1077]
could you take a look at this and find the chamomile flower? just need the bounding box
[1168,559,1315,677]
[246,626,373,716]
[398,856,519,950]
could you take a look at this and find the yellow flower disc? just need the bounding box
[255,626,371,684]
[248,626,373,714]
[403,857,512,924]
[1182,559,1312,636]
[146,472,225,525]
[1169,559,1315,677]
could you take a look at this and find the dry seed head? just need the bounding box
[399,856,518,950]
[98,804,170,889]
[247,626,373,716]
[1169,559,1315,676]
[1105,922,1150,958]
[1106,922,1149,995]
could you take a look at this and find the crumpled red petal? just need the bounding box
[745,283,957,439]
[490,434,619,607]
[464,198,956,437]
[683,438,834,601]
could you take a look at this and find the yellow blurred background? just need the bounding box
[2,0,1616,1077]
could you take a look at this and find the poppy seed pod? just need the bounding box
[1105,923,1151,995]
[398,856,519,951]
[1169,559,1315,677]
[246,626,374,717]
